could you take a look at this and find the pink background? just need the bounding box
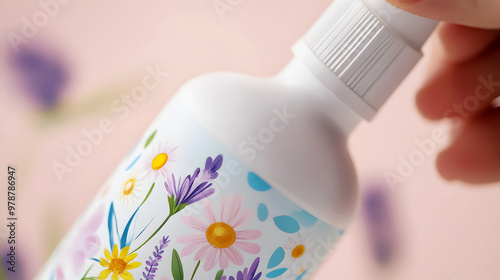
[1,0,500,279]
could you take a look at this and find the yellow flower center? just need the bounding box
[123,179,135,195]
[109,258,127,274]
[206,222,236,248]
[151,153,168,170]
[291,245,305,259]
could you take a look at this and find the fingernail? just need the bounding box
[384,0,420,13]
[385,0,421,2]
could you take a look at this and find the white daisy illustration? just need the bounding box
[143,142,177,180]
[283,233,314,266]
[117,170,145,205]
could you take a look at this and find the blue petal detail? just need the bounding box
[266,268,287,278]
[273,216,300,234]
[126,154,141,171]
[339,229,345,235]
[247,172,271,191]
[267,247,285,269]
[257,203,269,222]
[291,209,318,228]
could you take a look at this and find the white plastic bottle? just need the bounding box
[36,0,436,279]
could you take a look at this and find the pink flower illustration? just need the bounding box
[178,194,262,271]
[68,204,105,275]
[53,266,65,280]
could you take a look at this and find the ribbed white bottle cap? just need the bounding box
[292,0,437,120]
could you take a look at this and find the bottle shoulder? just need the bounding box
[177,71,335,126]
[172,71,357,228]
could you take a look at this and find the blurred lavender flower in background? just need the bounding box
[9,44,68,109]
[362,186,397,265]
[2,245,24,280]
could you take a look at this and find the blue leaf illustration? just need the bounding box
[290,209,318,228]
[267,247,285,269]
[134,217,155,241]
[120,207,141,249]
[126,154,141,171]
[266,268,287,278]
[273,215,300,233]
[247,172,271,191]
[257,203,268,222]
[120,183,156,248]
[107,203,121,250]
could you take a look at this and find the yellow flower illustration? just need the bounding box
[99,245,141,280]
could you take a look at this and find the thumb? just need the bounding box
[385,0,500,29]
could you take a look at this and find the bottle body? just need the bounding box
[36,59,356,280]
[36,0,439,277]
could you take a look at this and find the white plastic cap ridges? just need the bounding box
[292,0,437,120]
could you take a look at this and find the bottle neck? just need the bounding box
[289,0,436,120]
[274,57,362,136]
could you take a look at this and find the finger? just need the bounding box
[416,43,500,120]
[385,0,500,29]
[437,107,500,183]
[433,23,500,64]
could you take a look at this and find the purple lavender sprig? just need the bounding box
[220,257,262,280]
[200,155,223,180]
[141,236,170,280]
[165,155,223,214]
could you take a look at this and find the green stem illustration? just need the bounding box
[140,183,156,208]
[80,263,95,280]
[190,260,201,280]
[131,213,173,254]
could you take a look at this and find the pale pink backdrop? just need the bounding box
[1,1,500,279]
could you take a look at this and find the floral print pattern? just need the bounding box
[283,233,313,266]
[141,236,170,280]
[164,155,222,213]
[118,170,145,205]
[143,142,177,180]
[220,257,262,280]
[40,125,342,280]
[98,245,141,280]
[178,194,261,271]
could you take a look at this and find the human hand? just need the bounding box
[386,0,500,184]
